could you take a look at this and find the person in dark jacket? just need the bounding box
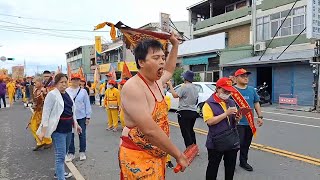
[0,78,6,108]
[202,77,242,180]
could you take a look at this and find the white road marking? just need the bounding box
[65,162,85,180]
[262,111,320,120]
[264,118,320,128]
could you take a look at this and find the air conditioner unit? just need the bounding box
[254,42,266,52]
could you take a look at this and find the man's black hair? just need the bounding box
[43,70,51,74]
[134,39,163,69]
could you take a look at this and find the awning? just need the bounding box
[102,44,122,54]
[182,54,217,65]
[99,64,111,73]
[117,61,138,72]
[221,49,314,67]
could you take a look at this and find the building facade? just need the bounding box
[187,0,317,106]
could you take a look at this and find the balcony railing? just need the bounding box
[195,6,251,30]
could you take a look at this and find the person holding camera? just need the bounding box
[202,77,242,180]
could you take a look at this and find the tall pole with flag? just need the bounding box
[95,36,102,65]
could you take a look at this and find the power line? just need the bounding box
[0,25,94,40]
[0,13,93,27]
[0,20,95,40]
[0,28,94,41]
[0,20,108,41]
[258,0,298,60]
[276,27,306,59]
[0,24,109,33]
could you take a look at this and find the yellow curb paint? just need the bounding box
[169,121,320,167]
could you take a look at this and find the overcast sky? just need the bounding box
[0,0,199,75]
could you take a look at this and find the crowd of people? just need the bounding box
[0,33,265,180]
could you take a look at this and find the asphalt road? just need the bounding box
[1,101,319,180]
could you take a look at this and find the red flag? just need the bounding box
[121,61,132,79]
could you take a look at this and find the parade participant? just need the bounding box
[118,79,126,128]
[28,77,52,151]
[233,68,263,171]
[99,81,105,107]
[80,78,90,95]
[7,79,16,107]
[43,70,54,91]
[119,35,188,179]
[0,78,6,108]
[87,81,95,105]
[167,70,199,148]
[104,79,120,132]
[202,77,241,180]
[163,81,174,169]
[24,77,34,107]
[16,80,23,100]
[37,73,82,180]
[66,73,92,162]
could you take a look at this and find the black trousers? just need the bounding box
[206,149,238,180]
[237,125,253,164]
[0,94,6,108]
[177,110,198,148]
[99,95,104,106]
[90,96,95,105]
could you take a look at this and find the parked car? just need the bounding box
[165,82,216,117]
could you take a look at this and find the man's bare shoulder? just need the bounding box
[121,76,142,94]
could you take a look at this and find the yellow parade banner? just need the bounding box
[95,36,102,64]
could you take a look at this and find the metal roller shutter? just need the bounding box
[273,65,293,103]
[293,64,314,106]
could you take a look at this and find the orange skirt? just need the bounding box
[119,137,166,180]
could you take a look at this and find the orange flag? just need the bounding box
[78,67,85,80]
[121,61,132,79]
[94,22,117,41]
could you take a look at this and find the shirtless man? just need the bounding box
[119,34,188,179]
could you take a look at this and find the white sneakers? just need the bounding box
[79,152,87,161]
[65,153,86,162]
[54,172,73,179]
[65,154,75,162]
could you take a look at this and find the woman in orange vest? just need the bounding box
[104,80,120,132]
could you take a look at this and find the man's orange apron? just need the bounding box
[119,73,169,180]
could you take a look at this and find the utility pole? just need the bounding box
[24,59,26,77]
[251,0,257,49]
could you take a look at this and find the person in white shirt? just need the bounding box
[65,73,92,162]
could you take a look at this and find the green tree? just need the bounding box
[172,68,184,86]
[194,73,201,82]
